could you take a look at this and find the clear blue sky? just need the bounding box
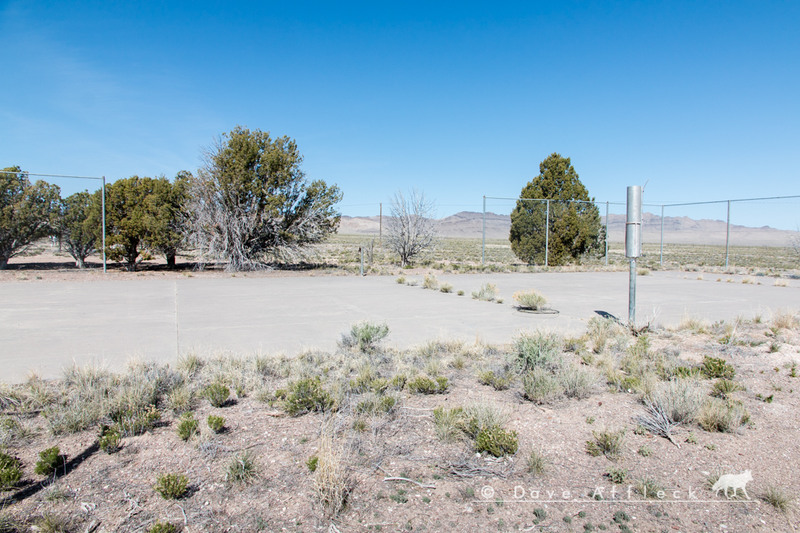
[2,1,799,228]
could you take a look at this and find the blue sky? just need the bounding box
[2,1,799,228]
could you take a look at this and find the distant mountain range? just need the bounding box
[339,211,798,247]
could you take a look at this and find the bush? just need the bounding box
[432,406,466,442]
[475,426,519,457]
[526,447,547,476]
[147,522,179,533]
[710,378,743,399]
[513,290,547,310]
[0,452,22,490]
[313,431,353,517]
[515,332,563,372]
[341,322,390,353]
[478,370,513,391]
[698,398,750,432]
[34,446,66,477]
[98,425,122,454]
[559,364,595,400]
[440,283,453,293]
[176,413,199,441]
[471,283,498,302]
[204,383,231,408]
[306,455,319,472]
[282,377,334,416]
[422,273,439,290]
[207,415,225,433]
[109,404,161,437]
[154,473,189,499]
[585,429,625,460]
[407,375,449,394]
[646,379,704,424]
[226,452,257,484]
[701,357,735,380]
[522,368,562,404]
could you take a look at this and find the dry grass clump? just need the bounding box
[471,283,498,302]
[698,398,750,433]
[771,310,799,331]
[761,485,794,513]
[585,428,625,460]
[313,429,354,517]
[513,289,547,310]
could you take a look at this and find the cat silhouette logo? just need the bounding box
[712,470,752,499]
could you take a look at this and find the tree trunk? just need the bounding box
[166,252,176,269]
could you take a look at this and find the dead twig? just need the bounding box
[383,477,436,489]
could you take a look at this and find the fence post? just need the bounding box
[605,201,609,266]
[626,186,642,327]
[725,200,731,269]
[482,196,486,266]
[102,176,107,274]
[660,204,664,267]
[545,199,550,267]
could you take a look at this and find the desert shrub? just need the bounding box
[698,398,750,432]
[432,406,466,442]
[176,413,199,441]
[395,276,406,284]
[605,467,628,484]
[282,377,334,416]
[439,283,453,293]
[355,393,398,416]
[761,485,793,513]
[462,402,510,438]
[306,455,319,472]
[526,447,547,476]
[340,322,390,353]
[701,357,735,380]
[477,369,513,391]
[98,425,122,454]
[147,522,179,533]
[710,379,743,399]
[407,375,448,394]
[0,416,35,447]
[513,290,547,310]
[207,415,225,433]
[585,429,625,460]
[33,513,74,533]
[154,473,189,499]
[475,426,519,457]
[34,446,66,477]
[522,368,563,404]
[109,404,161,437]
[203,383,231,408]
[647,379,704,424]
[166,384,196,414]
[0,452,22,490]
[558,364,595,400]
[515,331,563,372]
[313,431,354,517]
[226,452,257,484]
[471,283,498,302]
[422,273,439,290]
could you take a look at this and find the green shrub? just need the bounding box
[477,370,512,391]
[226,452,257,484]
[34,446,66,476]
[407,375,449,394]
[522,368,563,404]
[98,424,122,454]
[147,522,179,533]
[109,404,161,437]
[475,426,519,457]
[0,452,23,490]
[341,322,390,352]
[207,415,225,433]
[558,364,595,399]
[585,429,625,460]
[283,377,334,416]
[698,398,750,432]
[710,378,743,399]
[355,394,397,415]
[154,473,189,499]
[471,283,498,302]
[176,413,199,441]
[204,383,231,408]
[605,467,628,484]
[701,357,735,380]
[306,455,319,472]
[513,290,547,310]
[515,331,563,372]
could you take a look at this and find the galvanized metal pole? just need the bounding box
[544,199,550,267]
[604,201,609,266]
[379,202,382,245]
[481,196,486,266]
[725,200,731,269]
[626,186,643,327]
[102,176,107,273]
[660,204,664,266]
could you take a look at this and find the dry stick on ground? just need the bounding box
[383,477,436,489]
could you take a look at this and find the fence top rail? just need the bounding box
[486,194,800,209]
[0,171,104,181]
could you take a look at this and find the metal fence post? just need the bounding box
[725,200,731,269]
[605,201,609,265]
[660,204,664,267]
[544,199,550,267]
[102,176,107,273]
[482,196,486,266]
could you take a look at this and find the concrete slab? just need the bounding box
[1,271,797,382]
